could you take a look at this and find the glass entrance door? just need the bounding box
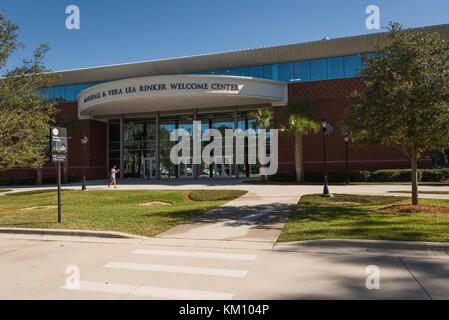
[143,157,156,179]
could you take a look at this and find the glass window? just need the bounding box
[344,55,362,78]
[263,64,273,79]
[64,85,77,101]
[327,57,344,79]
[54,86,65,101]
[249,65,263,78]
[294,60,310,82]
[271,64,279,81]
[234,67,249,77]
[310,58,327,81]
[278,62,294,82]
[222,69,235,76]
[75,84,84,97]
[44,87,55,100]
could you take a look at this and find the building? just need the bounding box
[4,24,449,181]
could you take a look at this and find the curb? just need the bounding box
[274,239,449,255]
[0,227,145,239]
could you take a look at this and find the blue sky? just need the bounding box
[0,0,448,72]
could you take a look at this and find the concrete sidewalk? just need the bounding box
[156,187,300,243]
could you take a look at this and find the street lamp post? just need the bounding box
[320,115,332,197]
[344,134,350,185]
[341,123,350,185]
[81,135,88,191]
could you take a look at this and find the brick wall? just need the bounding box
[0,102,107,181]
[276,78,432,171]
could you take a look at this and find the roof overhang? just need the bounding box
[77,75,288,119]
[56,24,449,86]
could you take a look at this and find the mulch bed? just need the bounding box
[382,203,449,214]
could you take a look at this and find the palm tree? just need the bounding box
[248,108,273,181]
[280,99,319,183]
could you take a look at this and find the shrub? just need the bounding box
[269,168,449,183]
[0,174,79,186]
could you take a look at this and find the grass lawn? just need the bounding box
[0,189,11,193]
[278,194,449,243]
[0,189,247,237]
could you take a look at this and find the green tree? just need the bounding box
[248,108,273,181]
[280,99,319,183]
[0,13,58,172]
[346,22,449,205]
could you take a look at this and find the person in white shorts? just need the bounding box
[108,165,120,189]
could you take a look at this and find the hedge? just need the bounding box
[269,168,449,183]
[0,174,80,186]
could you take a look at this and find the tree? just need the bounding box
[0,13,58,172]
[346,22,449,205]
[280,99,319,183]
[248,108,273,181]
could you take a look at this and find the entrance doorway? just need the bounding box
[143,157,156,179]
[213,156,233,178]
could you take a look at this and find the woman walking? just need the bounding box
[108,165,120,189]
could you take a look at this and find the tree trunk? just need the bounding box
[411,146,419,205]
[36,168,42,185]
[295,134,304,183]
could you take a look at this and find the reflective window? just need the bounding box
[310,58,327,81]
[327,57,344,79]
[64,85,77,101]
[54,86,65,101]
[278,62,294,82]
[263,64,273,79]
[234,67,249,77]
[294,60,311,82]
[271,64,279,81]
[344,55,362,78]
[249,65,263,78]
[44,87,54,100]
[222,69,235,76]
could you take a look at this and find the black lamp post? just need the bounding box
[344,134,350,185]
[341,124,350,185]
[81,135,88,191]
[320,115,332,197]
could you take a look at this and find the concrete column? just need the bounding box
[234,106,239,179]
[106,119,109,177]
[245,114,250,178]
[193,109,198,180]
[209,118,213,178]
[119,114,124,179]
[156,111,160,179]
[175,119,179,178]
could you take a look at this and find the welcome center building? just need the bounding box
[5,24,449,181]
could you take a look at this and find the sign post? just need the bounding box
[50,127,68,223]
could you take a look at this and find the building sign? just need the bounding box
[50,127,68,163]
[78,75,288,118]
[82,81,242,105]
[51,154,67,163]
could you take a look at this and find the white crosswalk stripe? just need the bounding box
[104,261,248,277]
[62,281,234,300]
[62,248,253,299]
[132,248,256,260]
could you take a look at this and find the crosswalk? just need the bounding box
[62,248,256,300]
